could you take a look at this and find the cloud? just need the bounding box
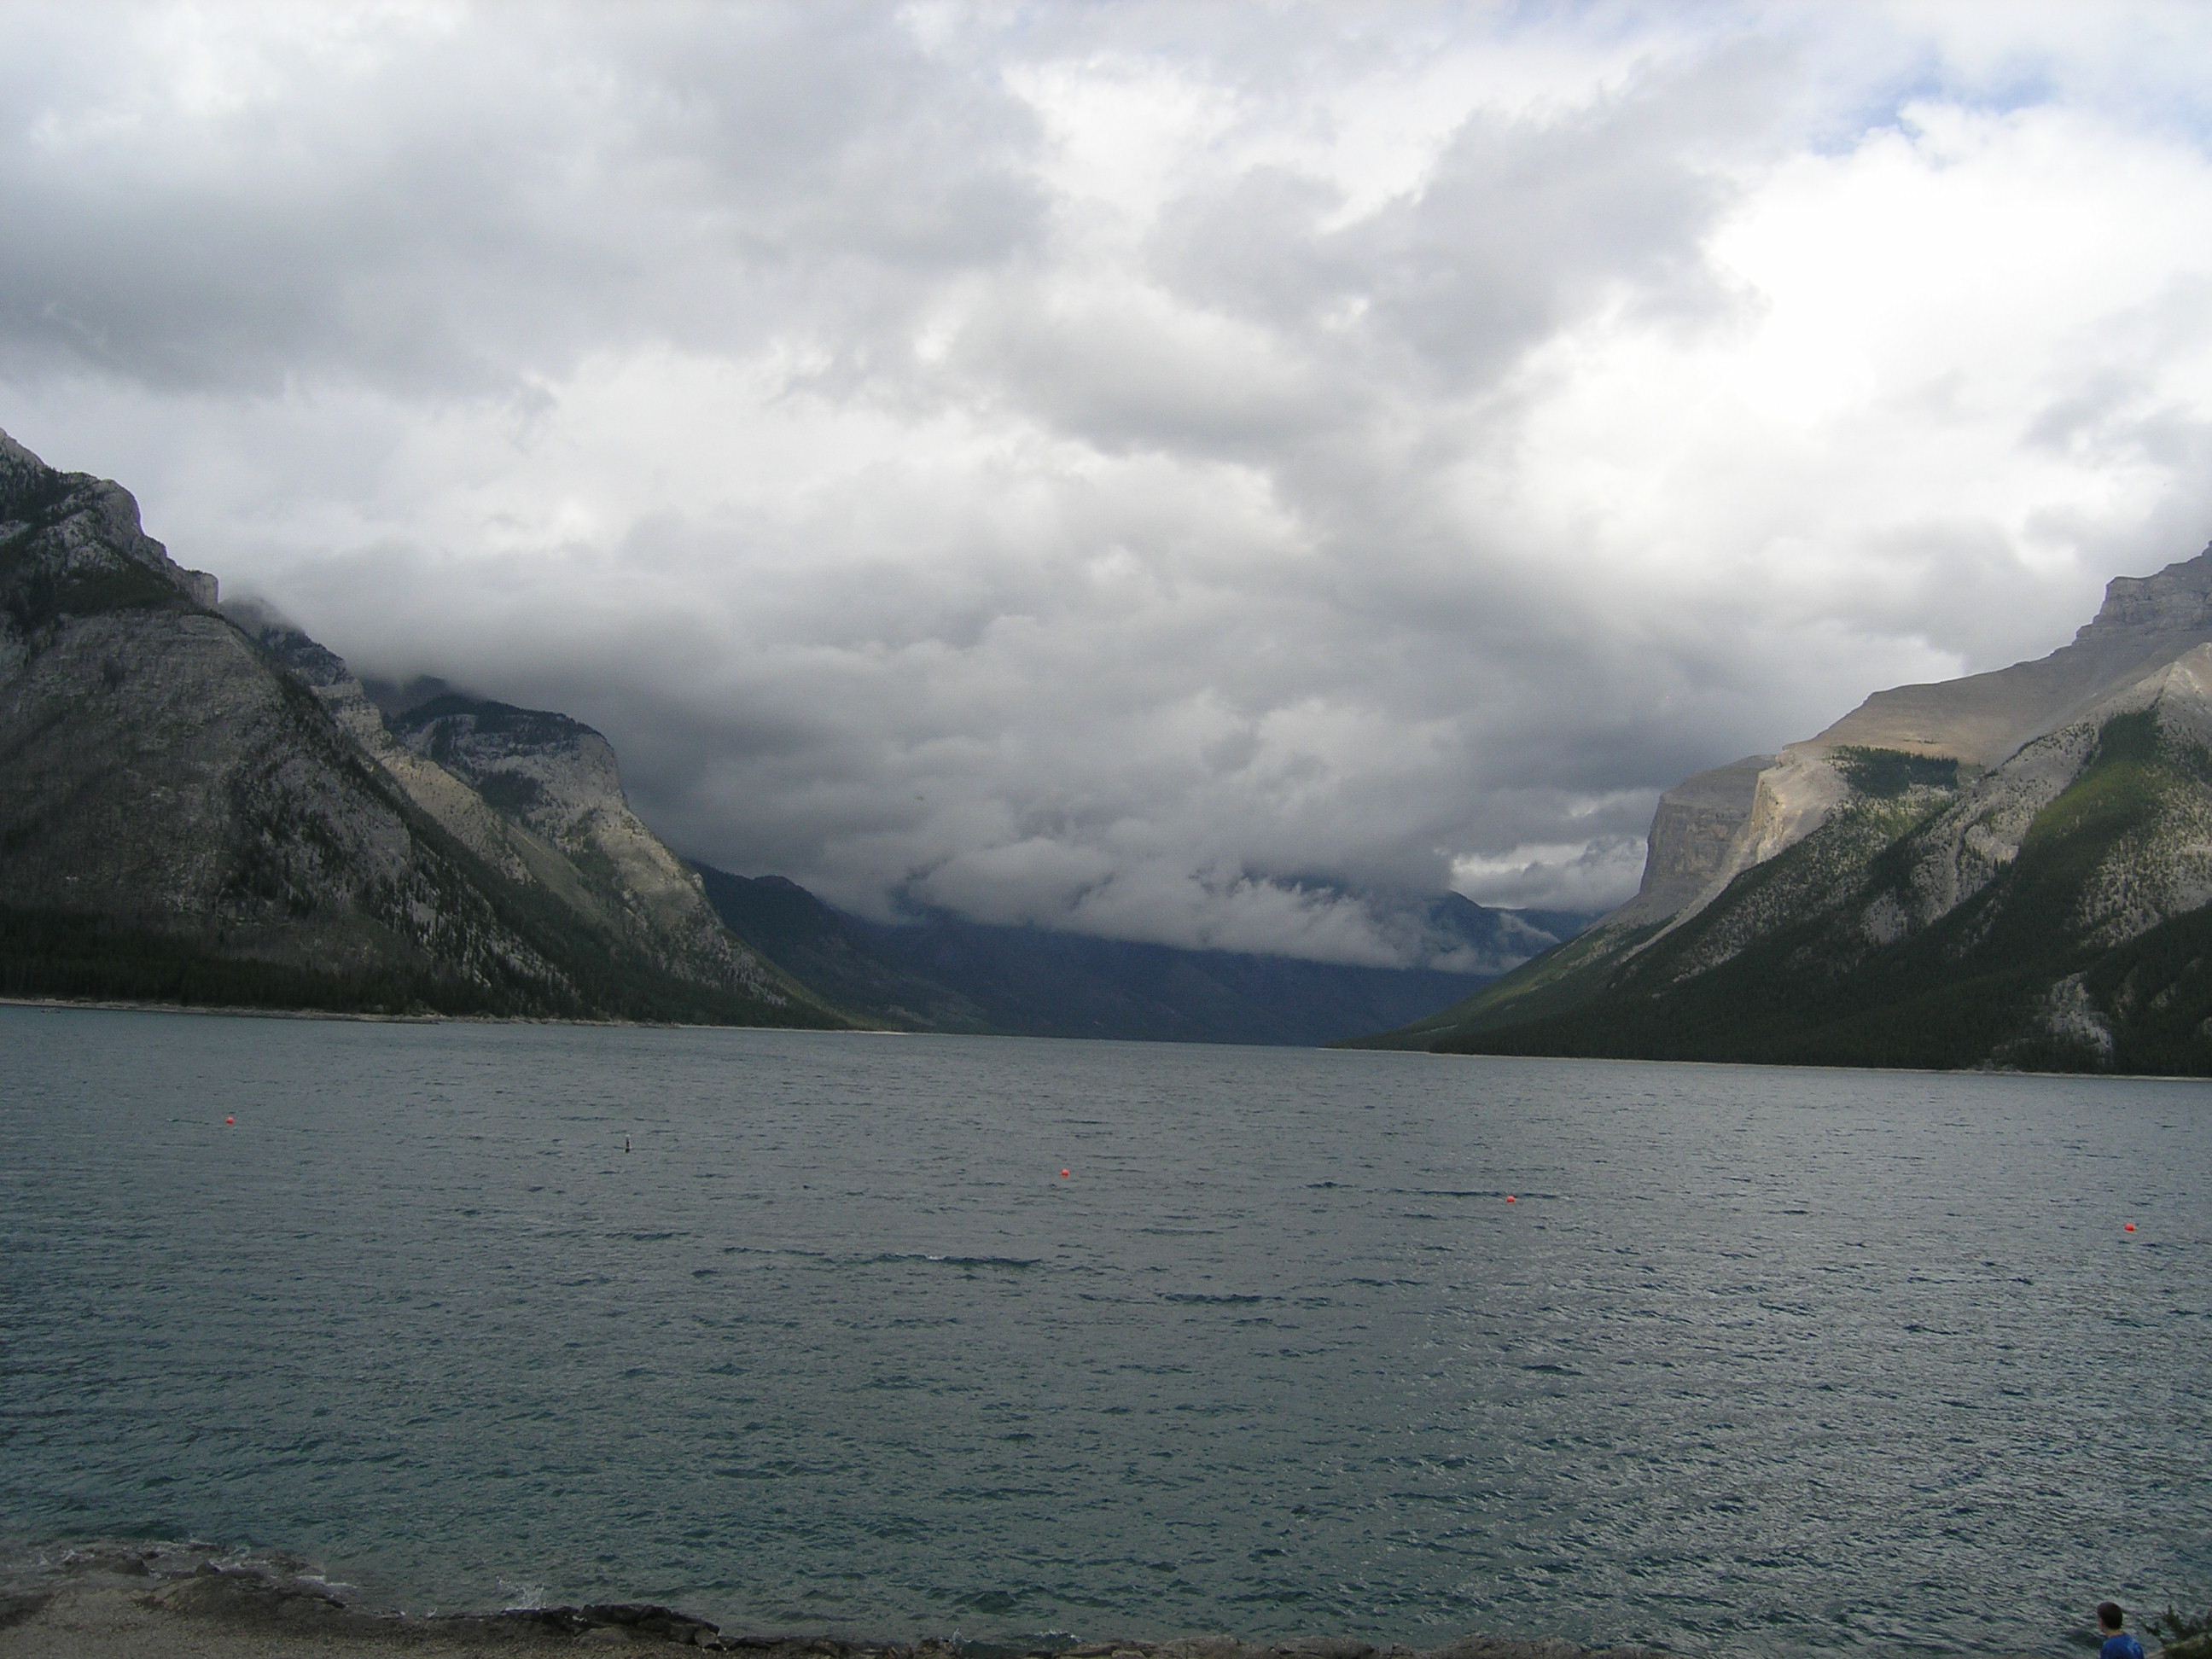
[0,4,1041,393]
[6,2,2212,967]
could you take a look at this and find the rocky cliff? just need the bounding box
[1353,543,2212,1072]
[225,608,800,1008]
[0,429,843,1027]
[385,692,783,999]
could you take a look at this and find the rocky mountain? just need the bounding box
[1351,544,2212,1073]
[0,424,1604,1044]
[0,428,842,1028]
[698,866,1592,1045]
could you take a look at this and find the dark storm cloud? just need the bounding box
[5,3,2211,964]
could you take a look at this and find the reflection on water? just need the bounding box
[1,1006,2205,1656]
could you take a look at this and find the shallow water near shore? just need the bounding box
[2,1006,2206,1657]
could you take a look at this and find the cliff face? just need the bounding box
[1610,755,1773,927]
[1615,546,2212,946]
[0,429,841,1027]
[0,430,219,630]
[225,603,800,1008]
[1360,544,2212,1072]
[384,693,788,1003]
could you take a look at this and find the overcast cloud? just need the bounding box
[7,2,2212,967]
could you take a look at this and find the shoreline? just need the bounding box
[9,993,2205,1075]
[0,994,906,1035]
[0,1552,1660,1659]
[2,1554,2191,1659]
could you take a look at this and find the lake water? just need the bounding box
[1,1005,2206,1657]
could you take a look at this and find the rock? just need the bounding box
[1273,1639,1374,1659]
[1608,754,1773,927]
[1610,541,2212,947]
[148,1563,384,1636]
[0,1588,53,1629]
[0,428,220,629]
[466,1602,730,1647]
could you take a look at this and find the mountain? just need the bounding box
[0,428,842,1028]
[698,866,1592,1045]
[1348,543,2212,1074]
[0,424,1587,1041]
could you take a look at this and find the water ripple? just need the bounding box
[1,1007,2205,1659]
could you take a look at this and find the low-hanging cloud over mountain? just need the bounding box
[7,2,2212,967]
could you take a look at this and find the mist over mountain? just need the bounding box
[15,422,2212,1066]
[696,866,1592,1047]
[3,430,1576,1043]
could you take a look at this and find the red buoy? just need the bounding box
[2124,1223,2136,1232]
[1505,1195,1516,1202]
[1061,1168,1071,1178]
[224,1117,235,1126]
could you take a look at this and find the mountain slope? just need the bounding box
[694,869,998,1034]
[699,865,1591,1045]
[374,683,832,1013]
[1350,545,2212,1073]
[0,429,842,1028]
[242,620,844,1020]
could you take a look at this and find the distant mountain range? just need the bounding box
[1348,544,2212,1073]
[695,868,1591,1046]
[0,429,1566,1042]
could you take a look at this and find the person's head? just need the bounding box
[2098,1604,2125,1634]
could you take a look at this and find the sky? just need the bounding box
[6,2,2212,969]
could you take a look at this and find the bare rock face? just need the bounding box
[383,695,787,1001]
[2,608,403,932]
[1610,755,1771,927]
[0,430,219,621]
[0,603,579,1004]
[220,597,390,750]
[2081,547,2212,635]
[1616,544,2212,946]
[1810,543,2212,767]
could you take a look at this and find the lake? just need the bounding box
[1,1005,2204,1656]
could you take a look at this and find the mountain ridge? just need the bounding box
[0,429,842,1028]
[696,865,1591,1046]
[1349,543,2212,1072]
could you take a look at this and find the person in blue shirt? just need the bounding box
[2099,1603,2146,1659]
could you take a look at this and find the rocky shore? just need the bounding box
[0,1550,1663,1659]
